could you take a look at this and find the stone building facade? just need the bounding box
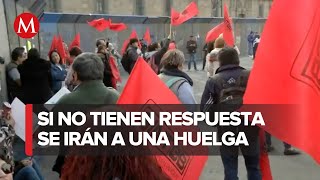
[46,0,272,18]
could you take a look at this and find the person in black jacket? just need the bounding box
[6,47,26,103]
[125,38,140,74]
[186,36,198,71]
[18,48,52,104]
[200,48,261,180]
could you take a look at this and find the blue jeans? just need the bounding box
[220,143,261,180]
[188,53,197,70]
[14,160,44,180]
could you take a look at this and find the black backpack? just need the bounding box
[203,70,250,112]
[216,70,250,105]
[121,49,131,73]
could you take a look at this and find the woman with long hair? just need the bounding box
[49,50,67,94]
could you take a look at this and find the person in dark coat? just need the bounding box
[97,45,113,88]
[186,35,198,71]
[6,47,26,103]
[18,48,52,104]
[49,50,67,94]
[201,48,261,180]
[126,38,140,74]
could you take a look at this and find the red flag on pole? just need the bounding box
[108,19,127,32]
[244,0,320,165]
[223,4,234,46]
[143,27,152,45]
[205,4,234,46]
[48,35,57,56]
[121,29,141,55]
[171,1,199,26]
[117,58,208,179]
[87,18,110,32]
[56,35,67,64]
[69,33,81,49]
[205,22,224,43]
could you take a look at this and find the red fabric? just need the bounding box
[259,130,273,180]
[205,4,234,46]
[69,33,81,49]
[108,19,127,32]
[244,0,320,165]
[109,56,121,87]
[48,36,57,55]
[171,1,198,26]
[87,18,110,32]
[121,39,130,55]
[56,35,67,64]
[223,4,234,46]
[117,58,208,179]
[144,27,152,45]
[121,29,141,55]
[205,22,224,43]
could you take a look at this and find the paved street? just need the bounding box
[40,57,320,180]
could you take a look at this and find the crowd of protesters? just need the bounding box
[0,33,301,180]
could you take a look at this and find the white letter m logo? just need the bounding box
[18,17,36,33]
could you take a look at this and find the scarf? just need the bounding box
[161,69,193,86]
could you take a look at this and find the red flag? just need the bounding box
[48,35,57,56]
[143,27,152,45]
[171,1,198,26]
[109,56,121,89]
[69,33,81,49]
[223,4,234,46]
[108,19,127,32]
[244,0,320,165]
[205,22,224,43]
[117,58,207,179]
[205,4,234,46]
[56,35,67,64]
[87,18,110,32]
[121,29,141,55]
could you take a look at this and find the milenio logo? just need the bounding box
[14,13,40,39]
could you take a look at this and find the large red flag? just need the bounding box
[87,18,110,32]
[117,57,207,180]
[69,33,81,49]
[143,27,152,45]
[171,1,198,26]
[205,4,234,46]
[108,19,127,32]
[244,0,320,164]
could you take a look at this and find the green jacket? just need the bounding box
[57,80,119,104]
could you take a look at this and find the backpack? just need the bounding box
[121,49,131,73]
[216,70,250,105]
[202,70,250,112]
[147,55,159,74]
